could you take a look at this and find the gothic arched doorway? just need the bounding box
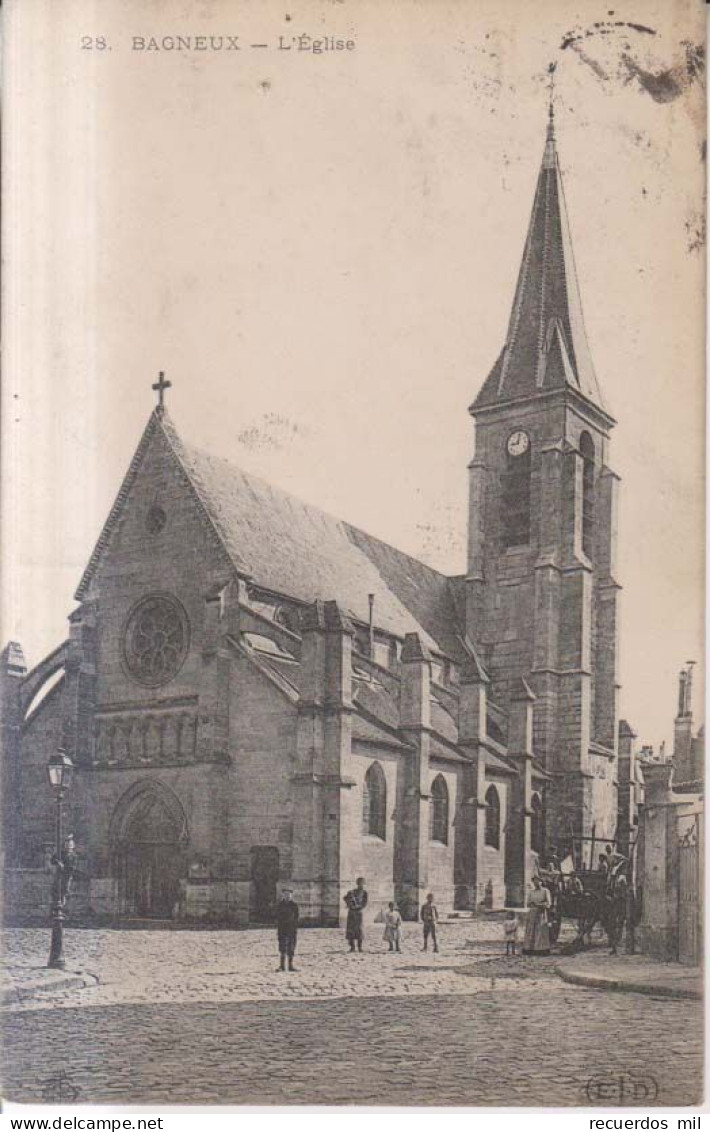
[111,780,188,919]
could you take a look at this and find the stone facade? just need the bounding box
[2,112,622,925]
[1,405,551,924]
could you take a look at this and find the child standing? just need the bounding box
[383,902,402,952]
[503,910,519,956]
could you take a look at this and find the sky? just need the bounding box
[2,0,705,754]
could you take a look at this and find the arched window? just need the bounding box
[502,437,531,548]
[362,762,387,840]
[485,785,501,849]
[531,793,543,856]
[580,431,595,559]
[429,775,449,844]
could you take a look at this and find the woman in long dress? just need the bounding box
[523,874,552,956]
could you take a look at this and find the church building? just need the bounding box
[1,109,622,925]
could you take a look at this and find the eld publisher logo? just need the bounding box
[586,1071,659,1105]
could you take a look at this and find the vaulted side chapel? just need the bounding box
[1,110,623,926]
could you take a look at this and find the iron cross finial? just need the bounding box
[547,62,557,124]
[152,371,172,414]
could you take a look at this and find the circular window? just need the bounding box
[146,504,167,534]
[122,594,190,687]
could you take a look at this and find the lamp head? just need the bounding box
[47,748,74,793]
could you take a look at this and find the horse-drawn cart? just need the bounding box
[538,840,639,954]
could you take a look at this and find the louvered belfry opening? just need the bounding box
[502,444,531,548]
[580,431,595,558]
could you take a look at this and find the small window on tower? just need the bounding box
[502,432,531,548]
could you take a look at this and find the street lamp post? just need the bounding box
[47,748,74,970]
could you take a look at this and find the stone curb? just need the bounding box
[1,969,98,1006]
[556,964,701,1000]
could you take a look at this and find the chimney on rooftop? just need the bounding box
[674,661,696,783]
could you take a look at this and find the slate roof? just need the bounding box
[430,735,471,765]
[352,712,412,751]
[472,111,609,419]
[484,748,518,777]
[248,650,412,752]
[161,415,466,660]
[353,680,401,731]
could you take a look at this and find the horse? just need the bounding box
[554,866,630,954]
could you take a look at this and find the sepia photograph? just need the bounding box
[1,0,705,1111]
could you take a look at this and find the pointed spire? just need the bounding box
[543,96,556,169]
[471,99,611,421]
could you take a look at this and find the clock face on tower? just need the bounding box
[506,429,530,457]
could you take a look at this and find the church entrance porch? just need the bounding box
[120,843,183,919]
[110,779,188,921]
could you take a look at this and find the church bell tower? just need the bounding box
[466,106,621,855]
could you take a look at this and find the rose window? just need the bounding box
[122,595,190,686]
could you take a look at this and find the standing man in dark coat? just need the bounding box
[276,887,299,972]
[344,876,368,952]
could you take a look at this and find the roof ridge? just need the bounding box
[174,429,453,588]
[345,522,450,585]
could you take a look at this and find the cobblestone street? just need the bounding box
[2,922,703,1107]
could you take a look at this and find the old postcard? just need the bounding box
[1,0,705,1111]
